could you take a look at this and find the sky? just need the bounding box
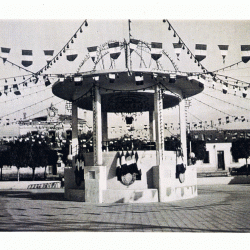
[0,4,249,135]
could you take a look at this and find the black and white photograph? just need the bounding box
[0,1,250,249]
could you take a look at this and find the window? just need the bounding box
[203,151,210,164]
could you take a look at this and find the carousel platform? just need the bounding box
[64,151,197,203]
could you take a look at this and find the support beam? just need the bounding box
[149,110,155,142]
[71,102,78,157]
[92,85,102,166]
[154,85,164,165]
[179,98,188,166]
[102,111,108,151]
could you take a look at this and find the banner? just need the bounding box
[151,42,162,61]
[195,44,207,62]
[66,49,78,61]
[108,42,121,60]
[241,45,250,63]
[218,45,229,63]
[87,46,98,62]
[173,43,182,60]
[44,50,54,64]
[22,50,33,67]
[1,47,11,62]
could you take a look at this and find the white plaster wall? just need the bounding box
[196,142,249,172]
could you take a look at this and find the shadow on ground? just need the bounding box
[0,190,66,202]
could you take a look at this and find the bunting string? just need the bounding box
[201,92,250,112]
[0,56,35,74]
[0,95,56,119]
[212,60,243,73]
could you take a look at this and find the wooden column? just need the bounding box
[102,111,108,151]
[154,85,164,165]
[92,85,102,166]
[71,102,78,156]
[179,98,188,166]
[149,110,155,142]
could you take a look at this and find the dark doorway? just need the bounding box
[217,151,225,170]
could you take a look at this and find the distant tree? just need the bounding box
[0,148,11,180]
[39,142,50,179]
[29,142,45,181]
[231,139,250,175]
[164,136,181,151]
[10,141,30,181]
[47,148,58,174]
[61,141,70,165]
[190,140,206,161]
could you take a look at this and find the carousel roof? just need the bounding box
[52,68,204,113]
[52,38,205,113]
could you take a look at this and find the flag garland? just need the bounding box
[13,84,21,95]
[241,45,250,63]
[173,43,183,60]
[151,42,162,61]
[218,45,229,64]
[1,47,11,62]
[135,72,144,85]
[66,49,78,61]
[21,50,33,67]
[195,44,207,62]
[108,42,121,60]
[87,46,98,62]
[4,85,8,95]
[129,39,139,53]
[44,50,54,64]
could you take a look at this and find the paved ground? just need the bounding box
[1,185,250,232]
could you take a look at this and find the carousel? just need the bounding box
[52,21,205,203]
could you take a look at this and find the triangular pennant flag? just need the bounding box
[129,39,139,53]
[4,85,8,95]
[241,45,250,63]
[151,42,162,61]
[108,73,116,83]
[87,46,98,62]
[22,50,33,67]
[1,47,11,62]
[66,49,78,61]
[44,50,54,64]
[195,44,207,62]
[218,45,229,64]
[173,43,182,60]
[74,74,83,86]
[135,72,144,85]
[108,42,121,60]
[13,84,21,95]
[222,83,228,94]
[242,87,248,98]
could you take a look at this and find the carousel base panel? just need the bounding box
[64,151,198,203]
[65,189,85,202]
[102,189,158,203]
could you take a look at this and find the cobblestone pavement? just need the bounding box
[1,185,250,232]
